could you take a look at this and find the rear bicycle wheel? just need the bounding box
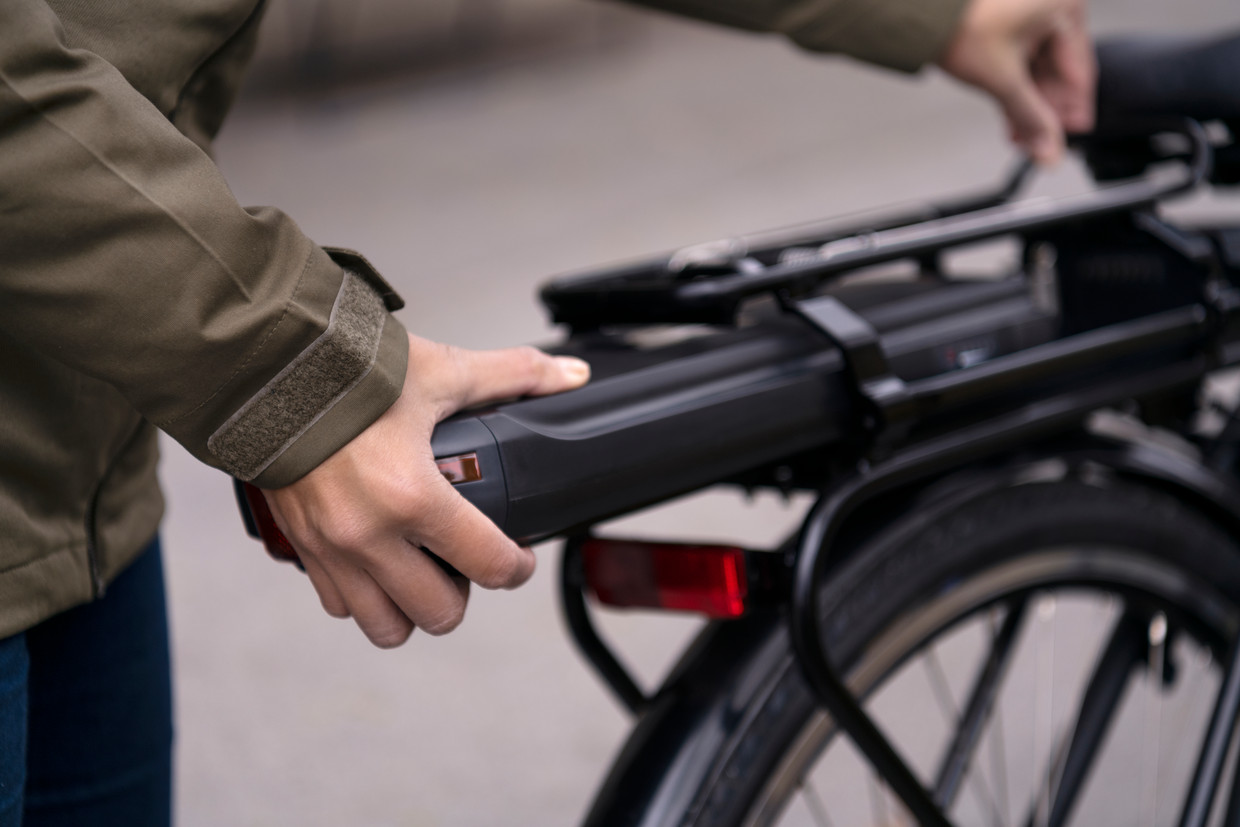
[629,470,1240,827]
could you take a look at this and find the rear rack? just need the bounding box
[540,120,1214,331]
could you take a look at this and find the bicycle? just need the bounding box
[239,31,1240,827]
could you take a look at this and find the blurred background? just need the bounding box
[162,1,1238,824]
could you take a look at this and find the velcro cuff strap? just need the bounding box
[208,269,388,481]
[324,247,405,312]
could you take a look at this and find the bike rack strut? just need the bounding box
[560,535,650,715]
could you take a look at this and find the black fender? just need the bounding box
[1063,431,1240,540]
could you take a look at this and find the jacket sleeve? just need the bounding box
[0,0,408,489]
[621,0,970,73]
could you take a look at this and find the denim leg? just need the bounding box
[0,633,28,827]
[24,538,173,827]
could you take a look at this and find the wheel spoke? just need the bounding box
[989,689,1012,827]
[1178,630,1240,827]
[1142,613,1168,827]
[1218,709,1240,825]
[924,647,958,725]
[1032,595,1058,827]
[867,773,890,827]
[800,780,835,827]
[1033,608,1149,827]
[932,599,1028,818]
[1159,644,1213,814]
[923,647,1003,825]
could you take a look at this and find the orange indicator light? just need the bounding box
[241,451,482,568]
[436,453,482,484]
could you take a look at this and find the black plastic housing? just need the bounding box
[432,278,1057,542]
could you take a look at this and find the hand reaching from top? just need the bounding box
[938,0,1096,165]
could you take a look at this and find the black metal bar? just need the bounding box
[934,599,1029,810]
[788,292,1207,466]
[794,509,953,826]
[542,124,1212,330]
[1039,610,1148,827]
[791,294,912,427]
[1179,631,1240,827]
[559,537,648,715]
[736,160,1036,264]
[905,306,1207,413]
[679,120,1212,309]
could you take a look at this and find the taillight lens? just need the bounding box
[237,452,483,569]
[581,537,750,618]
[238,481,301,565]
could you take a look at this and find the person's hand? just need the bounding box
[262,333,590,648]
[938,0,1096,165]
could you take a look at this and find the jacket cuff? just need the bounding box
[206,251,409,488]
[248,309,408,488]
[322,246,406,312]
[786,0,970,73]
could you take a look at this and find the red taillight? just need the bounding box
[239,482,301,565]
[237,452,483,569]
[581,538,750,618]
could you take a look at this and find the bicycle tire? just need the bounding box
[591,466,1240,827]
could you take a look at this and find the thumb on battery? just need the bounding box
[410,334,591,420]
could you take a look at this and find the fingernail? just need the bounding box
[555,355,591,383]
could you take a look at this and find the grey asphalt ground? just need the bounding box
[161,2,1238,824]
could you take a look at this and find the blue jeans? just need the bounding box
[0,539,172,826]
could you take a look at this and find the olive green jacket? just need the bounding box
[0,0,965,638]
[623,0,967,73]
